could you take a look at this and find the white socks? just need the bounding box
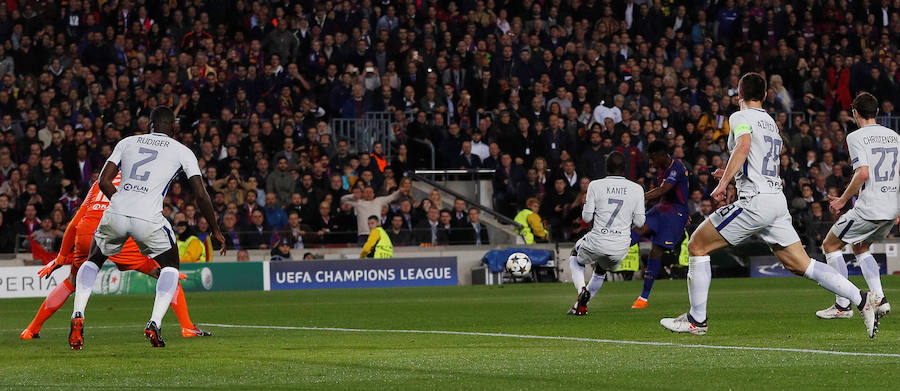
[687,256,711,323]
[857,252,884,297]
[72,261,100,317]
[825,251,851,308]
[569,256,586,293]
[804,258,862,306]
[586,274,605,303]
[150,267,180,326]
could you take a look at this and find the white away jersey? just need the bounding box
[728,108,784,197]
[847,124,900,221]
[105,132,201,220]
[580,176,645,255]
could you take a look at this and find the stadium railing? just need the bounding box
[409,170,522,231]
[330,113,393,157]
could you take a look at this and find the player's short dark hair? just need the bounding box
[368,215,379,222]
[739,73,766,102]
[851,92,879,119]
[150,106,176,134]
[606,151,626,176]
[647,140,669,156]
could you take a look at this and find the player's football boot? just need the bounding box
[815,303,854,319]
[660,313,707,335]
[144,321,166,347]
[182,327,212,337]
[857,291,880,339]
[69,312,84,350]
[566,288,590,316]
[631,297,648,309]
[876,297,891,320]
[19,329,39,340]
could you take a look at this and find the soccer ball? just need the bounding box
[506,252,532,276]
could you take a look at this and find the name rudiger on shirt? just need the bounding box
[136,136,171,148]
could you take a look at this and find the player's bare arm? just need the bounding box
[98,161,120,200]
[711,133,750,202]
[828,165,868,215]
[644,181,673,203]
[190,175,227,255]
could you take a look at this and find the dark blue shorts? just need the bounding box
[645,206,689,250]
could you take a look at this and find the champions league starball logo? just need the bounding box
[200,267,213,290]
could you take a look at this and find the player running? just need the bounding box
[815,92,896,320]
[660,73,882,338]
[567,152,646,315]
[69,107,224,349]
[631,141,690,309]
[20,174,211,340]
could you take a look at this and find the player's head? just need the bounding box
[738,72,766,104]
[149,106,176,136]
[606,150,626,177]
[647,140,671,169]
[850,92,878,122]
[367,215,381,230]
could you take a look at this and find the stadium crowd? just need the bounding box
[0,0,899,256]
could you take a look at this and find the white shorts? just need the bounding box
[829,208,894,245]
[573,237,627,272]
[94,212,175,258]
[707,193,801,247]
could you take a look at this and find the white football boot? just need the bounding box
[876,297,891,320]
[858,291,881,339]
[660,313,707,335]
[815,303,854,319]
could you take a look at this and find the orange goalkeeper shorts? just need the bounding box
[72,234,159,273]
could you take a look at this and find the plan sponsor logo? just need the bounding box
[122,183,149,193]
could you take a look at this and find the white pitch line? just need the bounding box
[197,323,900,358]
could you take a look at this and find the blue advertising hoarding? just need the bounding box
[270,257,458,290]
[750,254,887,278]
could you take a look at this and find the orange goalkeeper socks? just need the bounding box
[26,279,75,333]
[170,283,196,329]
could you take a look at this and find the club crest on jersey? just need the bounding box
[122,183,149,193]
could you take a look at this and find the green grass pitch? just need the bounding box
[3,276,900,390]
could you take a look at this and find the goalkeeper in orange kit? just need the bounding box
[20,175,211,340]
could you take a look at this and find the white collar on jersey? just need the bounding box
[149,132,170,137]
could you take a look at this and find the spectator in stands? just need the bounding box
[341,183,408,244]
[280,211,306,249]
[263,193,288,230]
[270,238,294,261]
[450,199,468,228]
[462,208,489,245]
[236,250,251,262]
[415,207,448,245]
[455,140,481,169]
[386,215,412,247]
[221,213,241,251]
[242,209,272,249]
[516,168,542,206]
[267,157,295,206]
[541,178,574,241]
[493,153,524,217]
[439,209,456,244]
[31,217,61,253]
[0,211,14,253]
